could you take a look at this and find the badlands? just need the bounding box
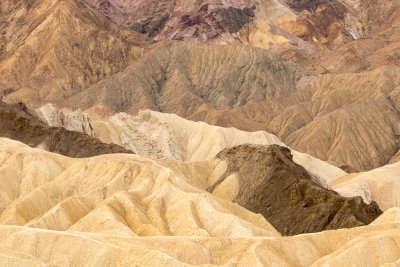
[0,0,400,265]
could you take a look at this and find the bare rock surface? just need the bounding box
[212,144,382,236]
[188,66,400,171]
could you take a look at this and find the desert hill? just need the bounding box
[189,66,400,170]
[0,0,148,106]
[1,215,400,266]
[79,0,357,49]
[64,41,305,116]
[31,106,400,210]
[1,0,400,264]
[0,137,398,266]
[78,0,400,70]
[39,62,400,172]
[0,138,380,235]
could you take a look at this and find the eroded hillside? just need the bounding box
[1,0,400,171]
[1,0,400,265]
[0,0,148,106]
[0,101,131,157]
[0,138,398,266]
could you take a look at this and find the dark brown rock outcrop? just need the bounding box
[210,144,382,236]
[210,6,255,34]
[285,0,345,14]
[131,13,170,37]
[0,101,132,157]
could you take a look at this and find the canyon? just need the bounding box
[0,0,400,265]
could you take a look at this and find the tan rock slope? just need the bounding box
[1,0,400,264]
[0,138,279,237]
[1,217,400,266]
[313,0,400,73]
[190,66,400,171]
[54,43,399,172]
[65,41,305,117]
[79,0,400,71]
[0,138,397,266]
[0,0,148,106]
[0,137,380,236]
[331,162,400,211]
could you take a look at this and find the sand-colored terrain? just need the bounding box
[0,138,398,266]
[332,162,400,211]
[1,0,400,265]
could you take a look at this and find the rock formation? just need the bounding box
[212,144,381,235]
[79,0,359,50]
[0,138,380,236]
[189,66,400,171]
[64,41,305,117]
[50,43,399,172]
[2,0,400,172]
[39,108,345,186]
[1,215,400,266]
[1,0,400,264]
[0,101,131,157]
[0,138,396,266]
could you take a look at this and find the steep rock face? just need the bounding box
[33,103,94,136]
[0,101,132,157]
[211,144,382,236]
